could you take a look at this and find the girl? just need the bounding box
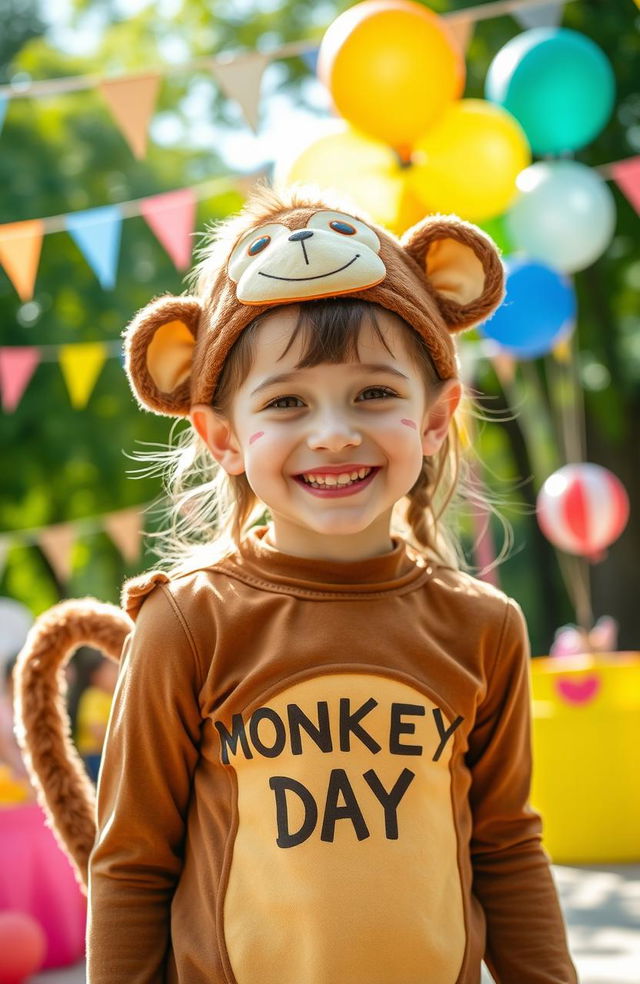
[16,186,577,983]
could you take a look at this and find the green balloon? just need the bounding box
[486,28,615,155]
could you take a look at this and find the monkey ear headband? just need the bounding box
[124,186,505,417]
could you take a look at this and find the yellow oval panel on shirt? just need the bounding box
[217,673,465,984]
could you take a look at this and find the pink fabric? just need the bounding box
[0,803,86,969]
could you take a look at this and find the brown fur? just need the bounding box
[14,599,132,891]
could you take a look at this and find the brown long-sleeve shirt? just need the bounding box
[87,525,577,983]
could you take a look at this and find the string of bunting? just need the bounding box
[0,1,575,150]
[0,504,148,584]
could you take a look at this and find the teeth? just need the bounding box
[300,467,373,488]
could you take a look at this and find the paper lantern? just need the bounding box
[537,463,629,559]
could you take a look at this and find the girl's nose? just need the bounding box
[307,414,362,452]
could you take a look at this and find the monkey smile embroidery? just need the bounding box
[258,254,360,282]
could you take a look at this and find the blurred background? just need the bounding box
[0,1,638,981]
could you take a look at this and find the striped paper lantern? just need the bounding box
[537,463,629,559]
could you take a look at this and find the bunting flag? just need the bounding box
[300,47,320,75]
[447,17,475,55]
[139,188,197,270]
[99,73,162,158]
[490,350,517,386]
[58,342,108,408]
[39,523,76,584]
[103,507,142,563]
[211,52,270,133]
[0,219,44,301]
[0,347,40,412]
[514,2,565,28]
[0,96,7,135]
[65,206,122,289]
[611,157,640,215]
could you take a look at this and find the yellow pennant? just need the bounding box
[59,342,107,408]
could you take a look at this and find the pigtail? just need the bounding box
[14,599,132,891]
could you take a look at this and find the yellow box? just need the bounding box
[530,653,640,863]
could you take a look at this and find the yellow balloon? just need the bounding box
[410,99,531,222]
[278,123,425,233]
[318,0,465,153]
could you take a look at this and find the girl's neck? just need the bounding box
[263,513,395,563]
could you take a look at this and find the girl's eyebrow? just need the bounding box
[250,363,409,398]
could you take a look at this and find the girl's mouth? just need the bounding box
[293,467,380,497]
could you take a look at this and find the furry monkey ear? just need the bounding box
[124,295,202,416]
[402,218,504,333]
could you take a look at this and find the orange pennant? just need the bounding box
[39,523,75,584]
[446,17,474,55]
[0,219,44,301]
[99,73,161,159]
[104,508,142,564]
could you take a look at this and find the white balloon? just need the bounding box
[0,598,34,664]
[506,160,616,273]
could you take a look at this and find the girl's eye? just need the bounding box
[329,220,357,235]
[248,235,271,256]
[359,386,397,401]
[265,395,304,410]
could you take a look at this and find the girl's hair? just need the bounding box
[133,299,514,574]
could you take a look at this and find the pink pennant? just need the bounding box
[611,157,640,215]
[139,189,197,270]
[0,347,40,411]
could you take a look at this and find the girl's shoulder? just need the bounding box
[426,561,526,637]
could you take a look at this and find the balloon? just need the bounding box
[0,912,46,984]
[318,0,465,152]
[276,122,426,234]
[410,99,530,221]
[537,464,629,559]
[480,258,576,359]
[506,161,616,273]
[485,28,615,154]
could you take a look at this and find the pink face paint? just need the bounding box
[400,418,417,430]
[249,431,265,444]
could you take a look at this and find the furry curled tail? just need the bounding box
[14,598,132,892]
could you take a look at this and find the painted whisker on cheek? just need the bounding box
[249,431,265,445]
[400,419,417,430]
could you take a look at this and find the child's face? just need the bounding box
[192,306,460,558]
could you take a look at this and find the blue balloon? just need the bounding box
[485,28,615,155]
[480,259,576,359]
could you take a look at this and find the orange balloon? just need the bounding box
[318,0,465,152]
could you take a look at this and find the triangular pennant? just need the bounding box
[99,73,161,159]
[447,17,474,55]
[514,2,565,28]
[59,342,107,408]
[301,47,320,75]
[104,508,142,564]
[0,347,40,412]
[65,206,122,289]
[211,52,270,133]
[0,97,7,135]
[139,189,196,270]
[0,219,44,301]
[611,157,640,215]
[39,523,75,584]
[491,351,517,386]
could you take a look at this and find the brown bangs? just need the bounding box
[212,299,440,413]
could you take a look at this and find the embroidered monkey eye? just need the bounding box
[329,220,357,235]
[248,235,271,256]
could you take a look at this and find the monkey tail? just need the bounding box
[14,598,132,892]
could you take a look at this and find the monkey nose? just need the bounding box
[289,230,314,242]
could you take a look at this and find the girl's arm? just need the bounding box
[466,599,578,984]
[87,583,205,984]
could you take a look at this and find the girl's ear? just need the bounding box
[401,218,504,333]
[124,295,202,416]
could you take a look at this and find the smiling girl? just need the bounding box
[16,186,576,984]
